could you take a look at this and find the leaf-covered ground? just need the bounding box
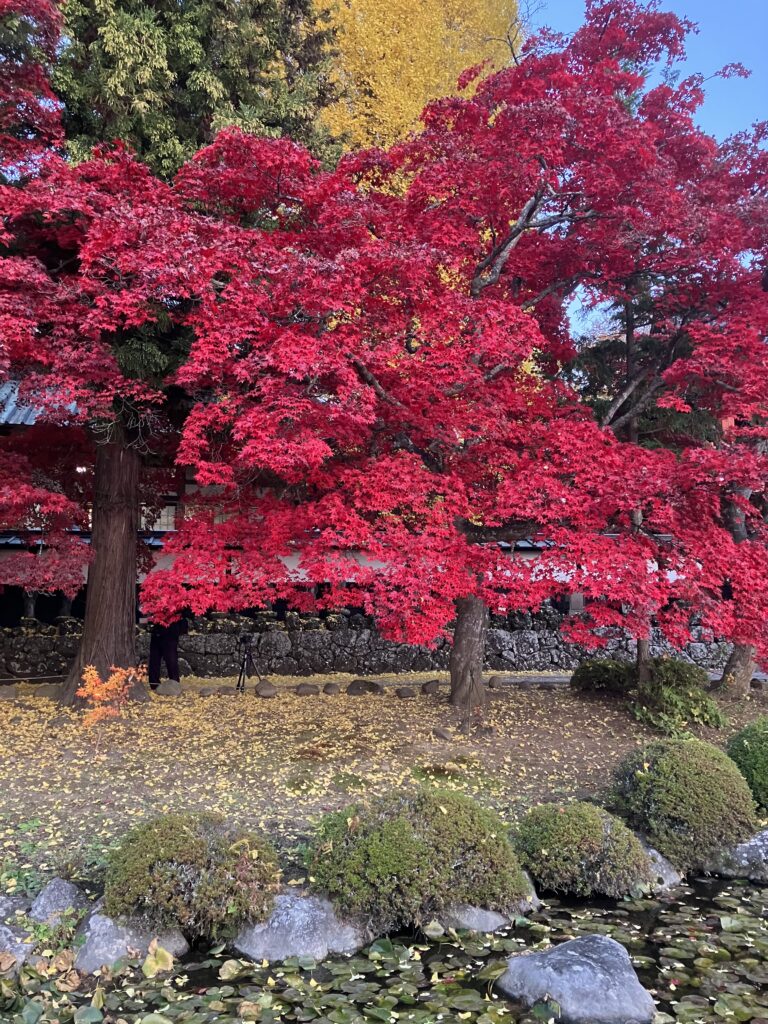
[0,673,766,892]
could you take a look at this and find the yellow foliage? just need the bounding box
[320,0,520,149]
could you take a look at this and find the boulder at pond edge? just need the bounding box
[233,892,365,962]
[641,843,683,894]
[702,827,768,883]
[497,934,656,1024]
[75,904,189,974]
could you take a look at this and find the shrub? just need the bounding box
[633,657,725,734]
[570,659,634,695]
[612,739,757,872]
[727,717,768,809]
[104,812,279,938]
[308,788,529,933]
[515,801,653,898]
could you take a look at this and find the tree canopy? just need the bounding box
[320,0,520,149]
[1,0,767,706]
[53,0,336,176]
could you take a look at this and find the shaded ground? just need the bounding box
[0,672,766,891]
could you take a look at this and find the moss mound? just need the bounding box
[515,801,653,898]
[613,739,757,872]
[308,788,529,933]
[727,717,768,809]
[104,812,279,938]
[633,658,724,734]
[570,659,634,695]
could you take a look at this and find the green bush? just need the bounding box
[727,716,768,809]
[633,657,725,734]
[104,812,280,938]
[308,788,529,933]
[570,659,634,695]
[515,801,652,898]
[613,739,757,872]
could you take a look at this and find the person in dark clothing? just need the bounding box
[147,615,189,690]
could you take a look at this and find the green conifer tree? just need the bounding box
[54,0,335,177]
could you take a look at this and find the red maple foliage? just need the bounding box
[1,0,767,705]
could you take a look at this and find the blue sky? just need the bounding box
[532,0,767,140]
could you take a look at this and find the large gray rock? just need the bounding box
[30,878,87,925]
[0,924,33,975]
[702,827,768,883]
[233,893,365,962]
[497,935,656,1024]
[642,843,682,893]
[75,906,189,974]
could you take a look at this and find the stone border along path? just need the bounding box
[0,673,576,700]
[3,669,766,700]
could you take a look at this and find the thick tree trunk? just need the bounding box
[714,492,755,699]
[717,643,755,697]
[61,436,147,705]
[449,596,489,717]
[636,638,651,686]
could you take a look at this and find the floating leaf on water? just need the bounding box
[219,959,247,981]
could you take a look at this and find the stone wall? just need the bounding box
[0,608,732,681]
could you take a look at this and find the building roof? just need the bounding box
[0,382,38,426]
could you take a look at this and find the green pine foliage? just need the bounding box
[309,788,529,933]
[515,801,653,898]
[104,812,280,938]
[612,739,757,872]
[54,0,337,177]
[727,716,768,809]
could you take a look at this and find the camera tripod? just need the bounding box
[236,634,261,694]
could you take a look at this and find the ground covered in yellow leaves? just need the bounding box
[0,676,765,893]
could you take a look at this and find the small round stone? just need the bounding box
[295,683,320,696]
[323,682,341,695]
[395,686,416,698]
[255,681,277,698]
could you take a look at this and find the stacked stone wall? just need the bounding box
[0,608,732,681]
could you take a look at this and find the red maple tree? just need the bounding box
[1,0,767,708]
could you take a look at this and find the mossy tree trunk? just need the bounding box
[61,433,147,706]
[718,643,755,697]
[636,637,651,686]
[450,595,488,721]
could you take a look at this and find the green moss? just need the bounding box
[727,717,768,809]
[570,659,634,695]
[613,739,757,872]
[633,658,725,734]
[309,788,528,933]
[515,801,653,898]
[104,812,279,938]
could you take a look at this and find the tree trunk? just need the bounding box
[449,595,488,718]
[717,643,755,697]
[22,590,37,619]
[714,492,755,699]
[61,435,147,705]
[636,638,651,686]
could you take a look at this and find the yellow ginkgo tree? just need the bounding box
[320,0,520,149]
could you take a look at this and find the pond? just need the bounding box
[5,878,768,1024]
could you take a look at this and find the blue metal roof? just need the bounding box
[0,382,39,426]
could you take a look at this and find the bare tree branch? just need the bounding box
[600,368,651,428]
[351,358,404,407]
